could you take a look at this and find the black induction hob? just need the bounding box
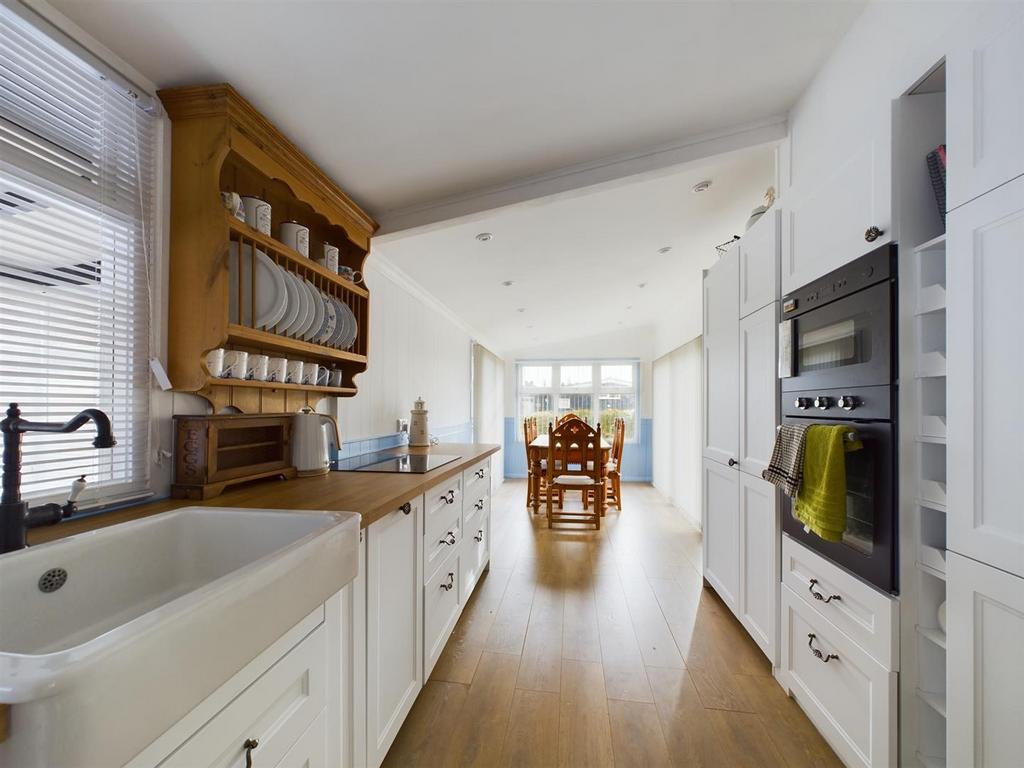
[332,450,462,474]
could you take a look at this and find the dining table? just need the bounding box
[527,433,612,514]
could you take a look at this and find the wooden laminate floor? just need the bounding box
[383,481,842,768]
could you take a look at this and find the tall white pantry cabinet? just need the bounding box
[702,208,781,665]
[944,6,1024,763]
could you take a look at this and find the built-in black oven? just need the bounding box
[778,244,898,594]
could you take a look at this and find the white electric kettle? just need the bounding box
[292,407,340,476]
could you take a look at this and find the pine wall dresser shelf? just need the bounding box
[159,83,378,414]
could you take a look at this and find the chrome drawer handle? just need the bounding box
[807,633,839,663]
[440,489,456,504]
[474,529,484,542]
[475,468,485,479]
[808,578,841,604]
[243,738,259,768]
[440,572,454,591]
[440,531,456,546]
[474,500,484,511]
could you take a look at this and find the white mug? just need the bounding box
[248,354,269,382]
[221,350,248,380]
[316,366,330,386]
[318,243,339,273]
[267,357,288,383]
[241,196,271,235]
[328,369,344,388]
[286,360,304,384]
[220,191,245,222]
[302,363,320,386]
[280,222,310,257]
[338,266,362,283]
[205,348,225,378]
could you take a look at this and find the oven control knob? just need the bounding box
[814,396,833,410]
[837,395,859,411]
[794,397,812,411]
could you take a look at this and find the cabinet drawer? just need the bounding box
[463,491,490,531]
[425,509,462,585]
[462,511,489,603]
[425,476,462,541]
[275,708,326,768]
[157,623,326,767]
[781,586,895,768]
[424,550,461,677]
[463,459,490,498]
[782,535,898,670]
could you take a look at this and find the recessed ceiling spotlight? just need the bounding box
[476,232,493,242]
[638,282,647,288]
[517,307,525,313]
[626,305,632,310]
[692,180,712,193]
[527,324,534,329]
[657,246,672,255]
[501,280,513,287]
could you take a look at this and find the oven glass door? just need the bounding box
[781,417,896,593]
[781,281,892,392]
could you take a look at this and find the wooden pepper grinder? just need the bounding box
[409,396,430,447]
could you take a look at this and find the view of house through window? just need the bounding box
[517,361,638,441]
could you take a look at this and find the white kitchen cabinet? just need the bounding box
[351,531,367,768]
[738,302,778,478]
[739,208,780,318]
[781,136,891,295]
[947,175,1024,578]
[424,550,462,677]
[738,473,779,662]
[947,551,1024,768]
[946,5,1024,210]
[702,457,740,612]
[702,243,739,467]
[365,499,423,768]
[780,585,896,768]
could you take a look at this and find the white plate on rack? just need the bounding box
[335,299,357,350]
[274,265,301,334]
[296,280,318,341]
[287,271,312,338]
[302,279,325,342]
[326,297,347,348]
[228,243,287,330]
[315,293,337,345]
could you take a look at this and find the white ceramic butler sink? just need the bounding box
[0,506,360,768]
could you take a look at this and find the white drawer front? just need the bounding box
[462,511,490,603]
[782,535,898,670]
[425,476,462,542]
[276,708,327,768]
[424,509,462,585]
[781,586,895,768]
[158,623,326,768]
[463,459,490,498]
[463,491,490,532]
[424,551,461,677]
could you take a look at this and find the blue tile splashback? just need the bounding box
[334,421,474,461]
[503,417,652,482]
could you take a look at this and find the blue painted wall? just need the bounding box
[503,417,652,482]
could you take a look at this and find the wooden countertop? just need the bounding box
[28,443,500,545]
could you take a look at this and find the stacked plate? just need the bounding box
[229,242,359,350]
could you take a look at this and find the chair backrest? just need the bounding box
[546,418,602,483]
[611,418,626,465]
[557,412,581,426]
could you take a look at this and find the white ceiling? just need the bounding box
[51,0,864,220]
[373,145,775,357]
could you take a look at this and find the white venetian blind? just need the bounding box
[0,0,156,503]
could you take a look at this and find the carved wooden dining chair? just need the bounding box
[556,412,581,426]
[606,417,625,510]
[545,419,603,529]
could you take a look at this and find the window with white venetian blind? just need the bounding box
[0,0,157,503]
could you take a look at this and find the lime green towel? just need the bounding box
[795,425,863,542]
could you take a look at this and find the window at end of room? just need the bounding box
[517,361,639,441]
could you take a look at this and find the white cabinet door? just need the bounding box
[947,5,1024,210]
[702,458,740,613]
[947,176,1024,578]
[738,473,778,662]
[738,302,778,479]
[365,500,423,768]
[739,208,780,318]
[947,552,1024,768]
[351,532,367,768]
[703,244,739,467]
[781,137,891,294]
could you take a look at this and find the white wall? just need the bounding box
[331,260,473,442]
[473,343,505,485]
[652,336,702,528]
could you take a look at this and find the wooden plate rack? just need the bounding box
[159,84,377,413]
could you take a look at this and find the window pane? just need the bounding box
[599,392,636,440]
[520,394,554,435]
[560,364,592,389]
[601,364,633,388]
[520,365,552,389]
[557,393,592,423]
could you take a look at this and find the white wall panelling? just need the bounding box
[473,343,505,485]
